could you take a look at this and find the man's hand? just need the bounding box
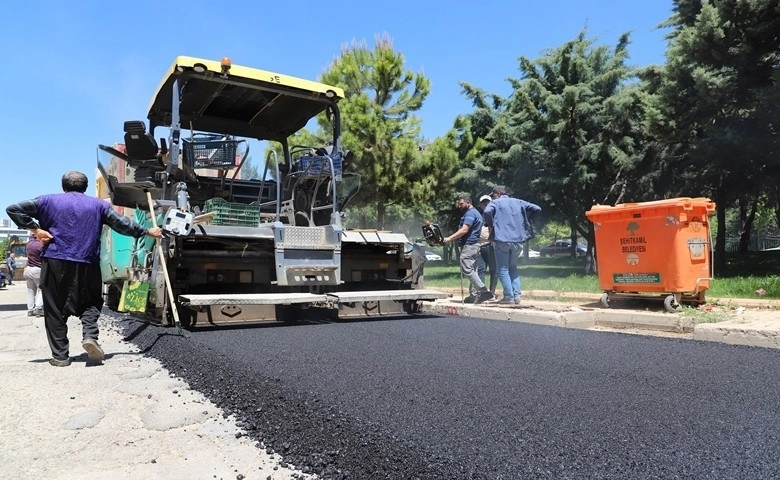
[147,227,163,239]
[32,228,54,245]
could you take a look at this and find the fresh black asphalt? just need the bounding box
[115,312,780,479]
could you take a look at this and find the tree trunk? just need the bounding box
[358,208,367,229]
[738,196,758,252]
[713,186,727,275]
[569,220,578,259]
[773,187,780,231]
[585,228,598,274]
[376,201,386,231]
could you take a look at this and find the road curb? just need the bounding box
[592,309,695,332]
[423,300,689,332]
[693,322,780,349]
[423,301,570,327]
[422,299,779,349]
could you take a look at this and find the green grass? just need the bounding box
[423,251,780,300]
[678,305,732,324]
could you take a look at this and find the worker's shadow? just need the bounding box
[0,303,27,312]
[29,354,107,367]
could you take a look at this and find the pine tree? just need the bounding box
[320,34,442,230]
[652,0,780,269]
[482,30,648,255]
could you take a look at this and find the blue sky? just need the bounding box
[0,0,673,216]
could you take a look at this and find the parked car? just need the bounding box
[517,245,541,258]
[387,244,442,262]
[539,240,586,257]
[425,251,442,262]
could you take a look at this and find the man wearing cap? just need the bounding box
[476,194,497,299]
[483,185,541,304]
[443,195,494,304]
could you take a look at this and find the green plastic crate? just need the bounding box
[203,198,259,227]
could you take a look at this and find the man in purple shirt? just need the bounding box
[7,171,162,367]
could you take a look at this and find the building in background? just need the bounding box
[0,218,30,241]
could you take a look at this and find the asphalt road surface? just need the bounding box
[116,312,780,479]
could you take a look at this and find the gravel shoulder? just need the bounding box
[0,284,310,480]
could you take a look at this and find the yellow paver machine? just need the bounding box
[97,56,445,327]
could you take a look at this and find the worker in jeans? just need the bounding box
[482,185,541,304]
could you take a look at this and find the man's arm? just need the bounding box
[6,199,40,229]
[444,210,478,244]
[483,203,495,226]
[524,202,542,221]
[104,209,163,238]
[6,199,54,244]
[443,223,471,244]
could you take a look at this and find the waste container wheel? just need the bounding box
[599,293,610,309]
[663,294,682,313]
[692,290,707,305]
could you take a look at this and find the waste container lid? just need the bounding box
[586,197,715,218]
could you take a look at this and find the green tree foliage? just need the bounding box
[454,83,503,196]
[650,0,780,270]
[263,129,325,181]
[413,133,461,220]
[412,85,505,261]
[320,34,454,229]
[239,156,260,180]
[482,30,649,252]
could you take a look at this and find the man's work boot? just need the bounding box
[49,357,71,367]
[82,338,105,361]
[475,291,495,304]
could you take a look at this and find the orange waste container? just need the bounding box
[585,197,716,312]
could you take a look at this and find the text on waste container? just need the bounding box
[620,236,647,253]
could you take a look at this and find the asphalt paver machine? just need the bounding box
[97,56,445,326]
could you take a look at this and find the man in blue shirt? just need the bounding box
[443,195,493,304]
[5,253,16,285]
[483,185,542,304]
[7,171,162,367]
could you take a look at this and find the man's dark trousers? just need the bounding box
[40,258,103,360]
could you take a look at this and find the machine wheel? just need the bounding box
[104,284,121,311]
[312,208,331,227]
[599,293,610,309]
[692,290,707,306]
[664,294,682,313]
[175,306,193,328]
[295,211,310,226]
